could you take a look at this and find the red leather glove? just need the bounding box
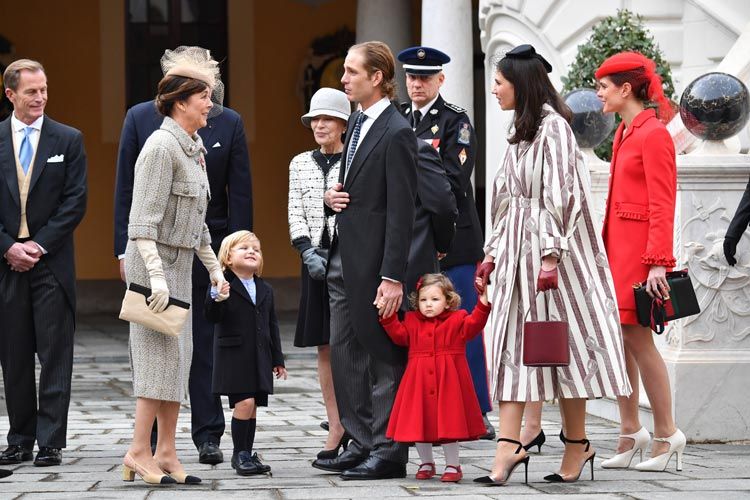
[474,261,496,294]
[536,268,558,292]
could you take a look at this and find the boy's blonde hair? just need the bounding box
[218,230,263,275]
[408,273,461,311]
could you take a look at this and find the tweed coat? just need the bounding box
[125,116,211,402]
[287,149,339,249]
[484,105,630,402]
[601,109,677,324]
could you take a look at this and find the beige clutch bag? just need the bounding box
[119,283,190,337]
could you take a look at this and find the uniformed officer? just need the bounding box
[397,46,494,440]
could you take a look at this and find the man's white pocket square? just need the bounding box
[47,154,65,163]
[212,142,221,148]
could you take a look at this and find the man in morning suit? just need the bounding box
[312,41,417,480]
[0,59,87,467]
[397,47,494,438]
[113,47,252,465]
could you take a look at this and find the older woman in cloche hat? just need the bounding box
[287,87,351,459]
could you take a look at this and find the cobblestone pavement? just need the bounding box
[0,313,748,499]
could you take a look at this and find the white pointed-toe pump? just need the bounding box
[601,427,650,469]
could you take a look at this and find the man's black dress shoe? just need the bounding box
[312,449,367,472]
[480,414,496,441]
[231,451,265,476]
[0,469,12,479]
[34,447,62,466]
[0,445,33,465]
[198,442,223,465]
[340,455,406,480]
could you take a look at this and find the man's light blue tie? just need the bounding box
[19,127,34,175]
[345,112,367,175]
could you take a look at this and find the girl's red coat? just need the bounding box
[380,301,490,443]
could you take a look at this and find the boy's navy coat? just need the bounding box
[204,274,284,395]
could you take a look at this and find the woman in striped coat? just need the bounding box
[474,45,630,485]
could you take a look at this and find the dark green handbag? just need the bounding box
[633,269,700,334]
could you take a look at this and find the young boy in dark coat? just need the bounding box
[205,231,287,475]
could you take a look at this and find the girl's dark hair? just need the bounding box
[407,273,461,311]
[155,74,209,116]
[495,56,572,144]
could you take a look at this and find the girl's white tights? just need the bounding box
[415,442,460,471]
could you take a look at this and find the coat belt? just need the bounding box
[409,348,465,358]
[509,197,541,209]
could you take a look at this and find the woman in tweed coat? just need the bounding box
[474,45,630,485]
[287,88,350,458]
[123,66,226,485]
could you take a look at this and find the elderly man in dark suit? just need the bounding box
[113,47,252,465]
[0,59,87,467]
[312,41,417,480]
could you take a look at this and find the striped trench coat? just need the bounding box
[484,105,631,402]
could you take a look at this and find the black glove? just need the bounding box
[302,248,327,280]
[724,236,738,266]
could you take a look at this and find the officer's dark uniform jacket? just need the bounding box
[401,95,484,269]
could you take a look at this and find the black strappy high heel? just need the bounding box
[474,438,530,486]
[544,436,596,483]
[523,430,546,453]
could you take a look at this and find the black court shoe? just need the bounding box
[474,438,530,486]
[544,436,596,483]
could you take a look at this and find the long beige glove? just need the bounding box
[196,245,228,300]
[135,239,170,313]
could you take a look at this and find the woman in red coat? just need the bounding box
[596,52,686,472]
[379,273,490,483]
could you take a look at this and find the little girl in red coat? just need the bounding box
[379,273,491,483]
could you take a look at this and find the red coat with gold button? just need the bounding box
[380,301,490,443]
[602,108,677,325]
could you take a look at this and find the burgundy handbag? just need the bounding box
[522,290,570,367]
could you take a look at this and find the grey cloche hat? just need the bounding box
[301,87,351,128]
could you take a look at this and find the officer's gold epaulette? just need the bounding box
[443,101,466,114]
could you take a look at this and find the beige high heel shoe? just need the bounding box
[155,459,202,484]
[122,453,176,485]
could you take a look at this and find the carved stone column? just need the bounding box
[661,155,750,441]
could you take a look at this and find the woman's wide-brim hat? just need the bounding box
[301,88,351,128]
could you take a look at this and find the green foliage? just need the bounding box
[562,9,675,160]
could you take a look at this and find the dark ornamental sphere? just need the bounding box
[680,72,750,141]
[564,89,615,148]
